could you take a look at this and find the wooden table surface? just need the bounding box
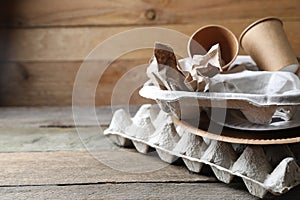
[0,106,299,200]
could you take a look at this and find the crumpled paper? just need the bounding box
[209,70,300,95]
[147,42,300,95]
[147,43,223,92]
[209,70,300,122]
[145,42,300,123]
[146,43,191,91]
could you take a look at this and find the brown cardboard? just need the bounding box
[239,17,299,72]
[188,25,239,71]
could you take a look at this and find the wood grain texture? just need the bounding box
[0,183,260,200]
[0,1,299,106]
[0,60,154,106]
[0,106,139,127]
[0,0,299,27]
[0,107,299,199]
[0,150,215,186]
[0,127,109,152]
[2,183,300,200]
[0,20,299,106]
[1,21,300,62]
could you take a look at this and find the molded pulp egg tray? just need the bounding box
[139,81,300,125]
[104,104,300,199]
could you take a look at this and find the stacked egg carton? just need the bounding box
[104,104,300,198]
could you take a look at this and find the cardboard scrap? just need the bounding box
[147,43,223,92]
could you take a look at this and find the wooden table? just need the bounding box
[0,106,299,199]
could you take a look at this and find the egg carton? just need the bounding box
[140,55,300,125]
[139,84,300,125]
[104,104,300,199]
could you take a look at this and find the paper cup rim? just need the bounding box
[188,24,238,56]
[239,17,283,50]
[187,24,239,69]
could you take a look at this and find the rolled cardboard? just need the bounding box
[239,17,299,72]
[188,25,239,71]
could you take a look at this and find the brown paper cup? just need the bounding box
[239,17,299,72]
[188,25,239,71]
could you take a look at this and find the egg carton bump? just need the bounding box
[104,104,300,198]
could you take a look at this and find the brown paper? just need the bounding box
[147,43,225,92]
[188,25,239,70]
[146,43,191,91]
[239,17,299,72]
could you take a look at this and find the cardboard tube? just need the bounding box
[188,25,239,71]
[239,17,299,72]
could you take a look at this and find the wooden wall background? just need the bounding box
[0,0,299,106]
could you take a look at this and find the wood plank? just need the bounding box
[0,106,134,152]
[0,151,215,186]
[0,60,154,106]
[1,21,300,62]
[1,183,299,199]
[0,106,140,127]
[0,20,299,106]
[0,0,299,27]
[0,183,261,200]
[0,127,114,152]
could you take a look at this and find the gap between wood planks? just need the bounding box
[0,180,221,188]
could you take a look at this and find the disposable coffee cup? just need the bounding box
[239,17,299,72]
[188,25,239,71]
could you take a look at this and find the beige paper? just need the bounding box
[178,44,223,91]
[147,43,224,92]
